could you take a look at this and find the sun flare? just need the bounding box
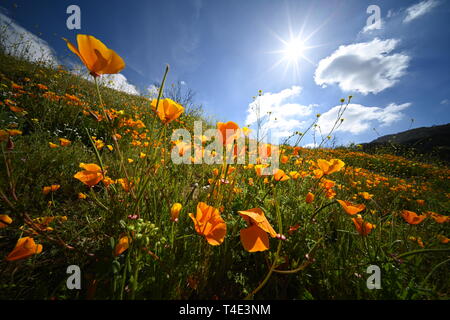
[283,38,306,62]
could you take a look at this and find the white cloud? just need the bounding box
[147,84,159,99]
[0,12,58,66]
[317,102,411,134]
[98,74,140,95]
[68,63,140,95]
[0,10,140,96]
[403,0,439,23]
[314,38,410,95]
[304,143,318,149]
[245,86,315,141]
[440,99,449,105]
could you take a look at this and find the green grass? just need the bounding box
[0,52,449,300]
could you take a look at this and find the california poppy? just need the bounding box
[337,200,365,215]
[114,236,130,256]
[317,159,345,175]
[59,138,71,147]
[151,98,184,124]
[238,208,277,252]
[359,192,373,200]
[6,237,43,261]
[426,212,449,224]
[171,203,183,222]
[401,210,427,225]
[42,185,61,195]
[189,202,227,246]
[274,169,290,182]
[306,192,315,204]
[352,216,374,236]
[74,163,104,187]
[217,121,240,146]
[0,214,12,228]
[63,34,125,77]
[288,224,300,235]
[255,164,270,177]
[437,235,449,244]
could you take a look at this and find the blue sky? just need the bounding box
[1,0,449,146]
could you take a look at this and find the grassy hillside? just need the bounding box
[0,52,449,300]
[364,123,450,163]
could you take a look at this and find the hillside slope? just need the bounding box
[363,124,450,162]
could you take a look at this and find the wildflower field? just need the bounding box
[0,35,449,301]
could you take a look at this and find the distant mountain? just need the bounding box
[362,123,450,162]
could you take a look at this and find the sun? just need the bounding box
[283,38,307,62]
[266,31,318,80]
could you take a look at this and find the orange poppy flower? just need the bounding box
[42,185,61,195]
[217,121,240,145]
[171,203,183,222]
[437,235,449,244]
[313,169,324,179]
[189,202,227,246]
[401,210,427,225]
[59,138,71,147]
[416,199,425,206]
[274,169,290,182]
[114,236,130,256]
[117,178,133,192]
[337,200,366,215]
[288,224,300,235]
[317,159,345,175]
[255,164,270,177]
[63,34,125,77]
[238,208,277,252]
[6,237,43,261]
[74,163,104,187]
[151,98,184,124]
[352,216,374,236]
[359,192,373,200]
[306,192,315,204]
[0,214,12,228]
[426,212,449,224]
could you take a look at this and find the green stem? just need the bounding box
[244,183,283,300]
[396,248,450,259]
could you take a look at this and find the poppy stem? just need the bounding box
[273,237,323,274]
[150,65,170,133]
[93,77,136,199]
[244,240,282,300]
[309,200,338,222]
[245,183,283,300]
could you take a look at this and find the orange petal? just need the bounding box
[63,37,88,67]
[99,49,125,74]
[240,225,270,252]
[0,214,12,228]
[6,237,42,261]
[76,34,110,74]
[238,208,277,238]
